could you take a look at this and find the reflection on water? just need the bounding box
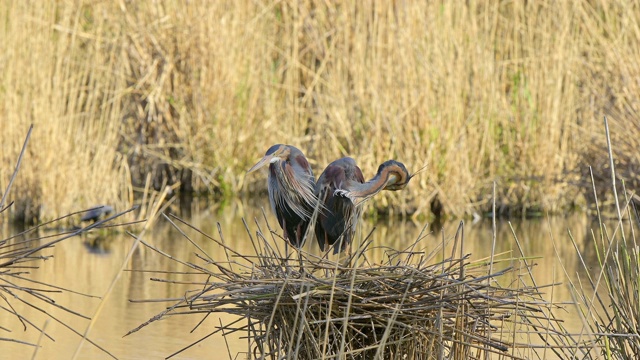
[4,200,602,359]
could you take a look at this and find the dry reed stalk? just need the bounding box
[0,207,134,358]
[128,213,588,359]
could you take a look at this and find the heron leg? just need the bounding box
[295,223,304,247]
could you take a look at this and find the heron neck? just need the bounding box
[346,166,397,199]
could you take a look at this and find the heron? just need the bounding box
[315,158,412,254]
[247,144,317,247]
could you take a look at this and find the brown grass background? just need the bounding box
[2,1,639,222]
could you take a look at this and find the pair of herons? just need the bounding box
[248,144,413,254]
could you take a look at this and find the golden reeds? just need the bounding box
[2,1,640,222]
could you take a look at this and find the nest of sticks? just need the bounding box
[131,215,585,360]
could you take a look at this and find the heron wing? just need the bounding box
[315,163,354,251]
[282,161,316,219]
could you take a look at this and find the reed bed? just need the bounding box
[3,1,640,222]
[128,213,589,359]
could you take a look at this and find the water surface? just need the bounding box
[4,201,600,359]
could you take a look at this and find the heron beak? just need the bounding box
[247,154,275,173]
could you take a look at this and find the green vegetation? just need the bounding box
[2,1,640,222]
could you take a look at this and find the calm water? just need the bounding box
[4,200,601,359]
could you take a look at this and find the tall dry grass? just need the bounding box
[564,118,640,360]
[2,1,640,222]
[0,2,129,221]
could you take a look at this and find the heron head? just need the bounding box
[380,160,412,191]
[247,144,291,173]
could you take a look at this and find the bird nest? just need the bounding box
[130,216,583,360]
